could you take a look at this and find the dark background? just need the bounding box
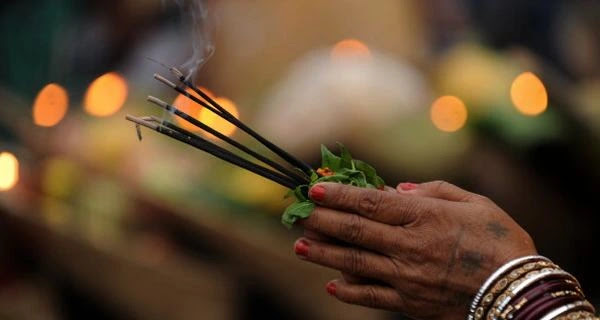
[1,0,599,319]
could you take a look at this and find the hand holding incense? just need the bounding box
[281,144,385,228]
[127,71,384,227]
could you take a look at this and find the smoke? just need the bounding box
[169,0,215,82]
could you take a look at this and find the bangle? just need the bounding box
[493,269,579,318]
[486,267,563,320]
[476,262,557,320]
[539,300,595,320]
[501,279,581,319]
[515,294,582,320]
[468,256,551,320]
[555,310,599,320]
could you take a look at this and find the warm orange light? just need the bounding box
[172,86,215,131]
[198,97,239,137]
[430,96,468,132]
[331,39,371,60]
[510,72,548,116]
[32,83,69,127]
[0,152,19,191]
[84,72,128,117]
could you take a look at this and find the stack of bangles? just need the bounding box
[467,255,598,320]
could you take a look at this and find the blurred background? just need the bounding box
[1,0,599,319]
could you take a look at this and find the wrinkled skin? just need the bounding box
[294,181,537,320]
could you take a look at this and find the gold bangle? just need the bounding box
[555,310,599,320]
[473,261,557,320]
[487,266,580,320]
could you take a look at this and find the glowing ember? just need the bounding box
[430,96,468,132]
[510,72,548,116]
[172,86,215,131]
[331,39,371,60]
[198,97,240,137]
[33,83,69,127]
[0,152,19,191]
[84,72,128,117]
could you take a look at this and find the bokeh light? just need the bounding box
[430,95,468,132]
[0,152,19,191]
[510,72,548,116]
[172,86,215,131]
[331,38,371,60]
[32,83,69,127]
[198,97,240,137]
[84,72,128,117]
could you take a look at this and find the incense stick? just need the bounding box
[126,115,299,189]
[156,70,313,175]
[146,96,309,185]
[154,74,224,117]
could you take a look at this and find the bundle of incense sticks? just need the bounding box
[126,67,312,190]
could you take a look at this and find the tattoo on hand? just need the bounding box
[460,251,483,275]
[486,221,509,239]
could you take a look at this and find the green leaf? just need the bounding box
[314,173,352,184]
[354,160,375,180]
[374,176,385,189]
[347,170,368,187]
[354,160,385,187]
[337,143,354,170]
[293,185,309,201]
[281,144,386,228]
[281,201,315,228]
[310,170,319,182]
[321,144,342,171]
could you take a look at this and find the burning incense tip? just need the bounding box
[153,73,177,88]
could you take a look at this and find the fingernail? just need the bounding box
[309,185,326,202]
[294,239,309,257]
[398,182,417,191]
[326,282,337,296]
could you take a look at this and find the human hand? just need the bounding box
[294,181,537,320]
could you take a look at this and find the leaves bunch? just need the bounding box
[281,144,385,228]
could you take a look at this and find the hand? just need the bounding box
[293,181,537,320]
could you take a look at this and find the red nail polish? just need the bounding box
[399,183,417,191]
[326,282,336,296]
[294,239,309,257]
[309,185,326,202]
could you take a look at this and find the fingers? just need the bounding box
[304,231,372,284]
[341,272,371,284]
[303,229,331,242]
[300,207,405,251]
[304,231,371,284]
[294,238,399,280]
[309,183,442,225]
[397,180,492,205]
[326,279,404,311]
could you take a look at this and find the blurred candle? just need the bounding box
[84,72,128,117]
[33,83,69,127]
[0,152,19,191]
[331,38,371,60]
[510,72,548,116]
[198,97,239,137]
[172,86,214,131]
[430,95,468,132]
